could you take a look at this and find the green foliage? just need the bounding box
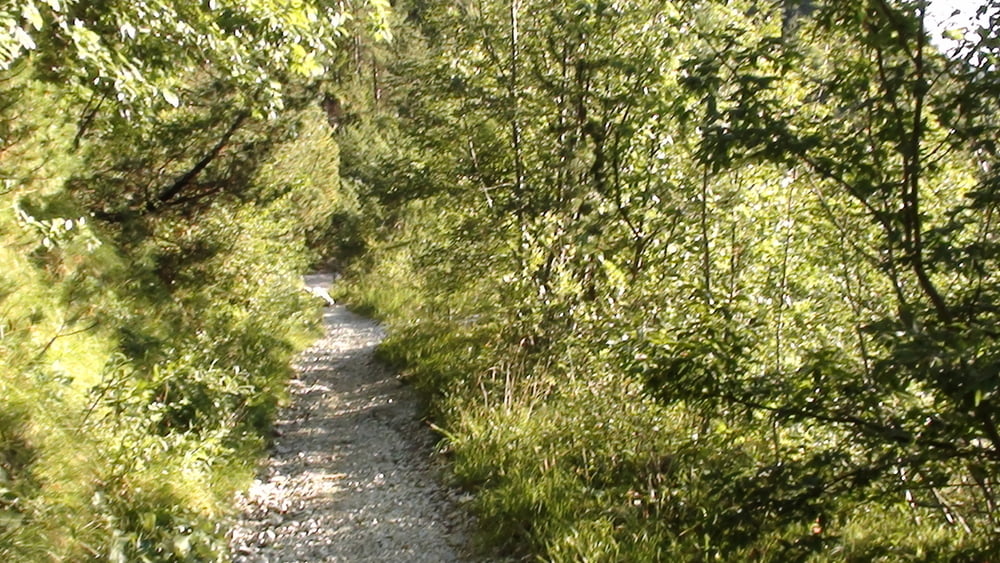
[0,3,355,554]
[337,0,1000,560]
[0,0,392,116]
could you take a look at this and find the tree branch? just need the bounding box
[146,111,249,213]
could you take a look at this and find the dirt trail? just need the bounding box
[228,275,483,562]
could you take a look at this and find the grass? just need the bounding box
[338,256,999,562]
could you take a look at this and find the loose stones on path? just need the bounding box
[228,288,485,562]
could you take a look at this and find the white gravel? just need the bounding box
[228,275,487,562]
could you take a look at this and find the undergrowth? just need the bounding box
[339,244,998,562]
[0,87,343,561]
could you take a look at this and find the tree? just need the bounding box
[662,0,1000,545]
[339,0,1000,558]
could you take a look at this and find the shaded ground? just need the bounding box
[228,275,484,562]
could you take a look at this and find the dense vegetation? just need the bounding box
[335,0,1000,560]
[0,1,382,559]
[4,0,1000,561]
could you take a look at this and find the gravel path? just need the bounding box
[228,275,483,562]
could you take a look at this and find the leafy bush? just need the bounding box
[0,68,341,560]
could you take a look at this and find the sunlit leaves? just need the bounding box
[0,0,388,117]
[21,3,43,31]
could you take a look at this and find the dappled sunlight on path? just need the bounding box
[228,277,483,562]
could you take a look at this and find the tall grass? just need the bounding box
[340,245,995,562]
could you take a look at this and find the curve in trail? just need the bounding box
[229,278,482,562]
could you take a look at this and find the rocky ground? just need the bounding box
[228,275,487,562]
